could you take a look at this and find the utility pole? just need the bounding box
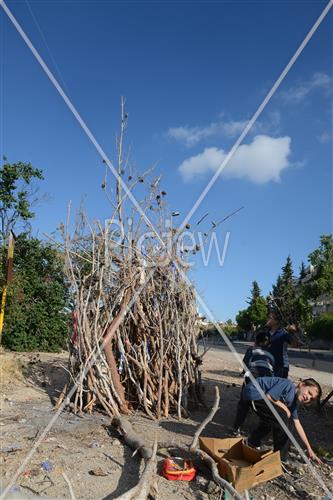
[0,231,15,344]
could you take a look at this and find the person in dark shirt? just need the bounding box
[233,331,275,433]
[242,331,275,379]
[267,310,292,378]
[244,376,322,463]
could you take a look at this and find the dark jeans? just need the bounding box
[274,366,289,378]
[248,399,291,460]
[233,372,272,430]
[233,384,250,429]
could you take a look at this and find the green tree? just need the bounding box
[308,313,333,341]
[248,296,268,329]
[236,308,251,332]
[2,234,70,351]
[0,158,70,351]
[246,281,267,329]
[282,255,294,284]
[247,280,261,306]
[271,256,311,327]
[271,257,294,322]
[299,261,307,281]
[0,158,43,242]
[236,281,267,332]
[305,234,333,299]
[272,274,283,299]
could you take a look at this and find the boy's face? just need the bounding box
[266,314,278,329]
[298,384,319,404]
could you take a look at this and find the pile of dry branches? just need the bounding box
[61,218,202,418]
[57,101,204,418]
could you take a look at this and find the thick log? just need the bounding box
[114,438,157,500]
[112,416,152,459]
[103,290,132,413]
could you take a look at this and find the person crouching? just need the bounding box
[243,377,322,463]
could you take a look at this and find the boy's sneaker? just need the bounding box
[232,428,242,437]
[244,438,261,450]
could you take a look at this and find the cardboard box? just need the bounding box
[199,437,282,492]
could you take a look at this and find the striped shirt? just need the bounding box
[243,347,275,378]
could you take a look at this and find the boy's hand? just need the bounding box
[285,407,291,418]
[307,447,323,465]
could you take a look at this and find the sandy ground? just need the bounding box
[203,342,333,387]
[0,349,332,500]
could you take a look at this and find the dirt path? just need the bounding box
[0,350,332,499]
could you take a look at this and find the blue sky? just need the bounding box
[1,0,332,321]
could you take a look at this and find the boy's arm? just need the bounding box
[243,348,252,369]
[293,419,323,464]
[266,394,291,418]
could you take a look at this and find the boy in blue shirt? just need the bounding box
[233,331,275,433]
[243,376,322,463]
[266,310,293,378]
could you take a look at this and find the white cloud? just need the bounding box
[317,131,331,144]
[280,72,331,103]
[178,135,291,184]
[167,123,220,147]
[167,112,281,147]
[167,120,247,147]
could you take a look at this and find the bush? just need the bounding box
[308,313,333,341]
[2,235,70,351]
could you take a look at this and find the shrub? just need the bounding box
[308,313,333,341]
[2,235,70,351]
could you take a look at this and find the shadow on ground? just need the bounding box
[159,378,245,440]
[25,357,68,405]
[102,446,142,499]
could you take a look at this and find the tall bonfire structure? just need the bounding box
[58,102,203,419]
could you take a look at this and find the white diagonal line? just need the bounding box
[1,1,331,497]
[178,0,333,233]
[0,0,164,249]
[24,0,70,96]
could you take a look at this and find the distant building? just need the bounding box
[312,294,333,316]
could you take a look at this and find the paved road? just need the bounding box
[201,341,333,387]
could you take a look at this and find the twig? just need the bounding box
[190,385,220,451]
[112,417,152,459]
[114,435,158,500]
[187,385,242,500]
[62,472,76,500]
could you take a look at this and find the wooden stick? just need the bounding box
[181,445,243,500]
[112,417,152,459]
[54,381,68,410]
[62,472,76,500]
[190,385,220,451]
[114,436,158,500]
[188,385,242,500]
